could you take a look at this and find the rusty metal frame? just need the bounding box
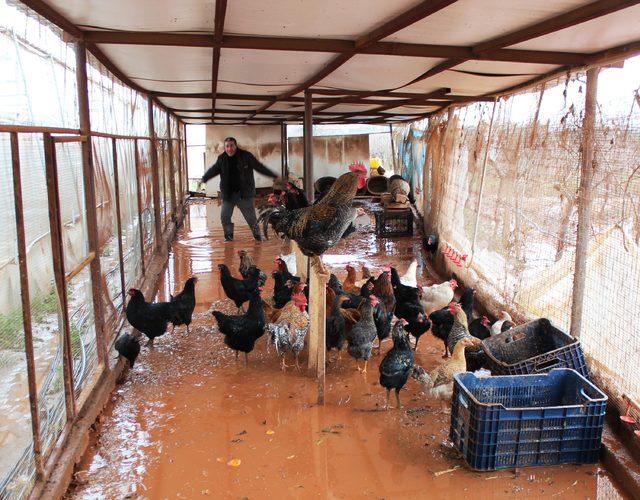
[148,96,163,244]
[111,138,127,310]
[166,114,177,218]
[134,139,147,275]
[43,132,77,420]
[10,132,45,477]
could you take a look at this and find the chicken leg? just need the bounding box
[385,389,391,410]
[281,357,290,371]
[361,360,368,374]
[310,256,329,277]
[394,388,401,409]
[244,352,249,366]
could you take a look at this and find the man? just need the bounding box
[201,137,278,241]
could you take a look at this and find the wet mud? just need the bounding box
[67,201,627,499]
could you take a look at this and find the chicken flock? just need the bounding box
[115,171,515,410]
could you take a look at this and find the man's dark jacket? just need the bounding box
[202,148,277,200]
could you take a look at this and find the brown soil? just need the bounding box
[66,201,627,499]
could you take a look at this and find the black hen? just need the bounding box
[423,233,438,258]
[169,277,198,334]
[379,321,414,409]
[345,295,378,373]
[272,271,294,309]
[212,288,265,365]
[125,289,173,346]
[361,279,392,352]
[115,333,141,367]
[218,264,265,312]
[326,294,349,357]
[429,288,475,357]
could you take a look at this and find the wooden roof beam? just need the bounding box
[83,31,590,65]
[243,0,458,122]
[211,0,227,121]
[403,0,640,88]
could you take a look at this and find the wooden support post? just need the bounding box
[166,114,177,218]
[43,133,76,420]
[148,96,162,244]
[75,41,106,364]
[134,139,146,275]
[570,67,600,339]
[176,137,184,207]
[312,268,328,404]
[111,138,126,309]
[280,121,288,177]
[304,91,314,202]
[11,132,44,476]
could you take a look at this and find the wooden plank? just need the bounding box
[75,41,107,365]
[570,67,600,338]
[355,0,458,49]
[10,132,44,477]
[303,91,314,202]
[64,252,96,283]
[474,0,640,54]
[211,0,228,120]
[0,124,81,134]
[43,132,76,420]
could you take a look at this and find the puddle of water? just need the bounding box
[67,200,629,499]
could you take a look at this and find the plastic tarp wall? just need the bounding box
[395,60,640,410]
[0,2,180,497]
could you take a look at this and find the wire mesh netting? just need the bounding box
[393,59,640,408]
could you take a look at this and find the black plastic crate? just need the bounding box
[374,209,413,237]
[450,369,607,471]
[482,318,589,378]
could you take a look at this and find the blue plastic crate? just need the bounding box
[450,369,607,471]
[482,318,589,378]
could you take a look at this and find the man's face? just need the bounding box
[224,140,237,156]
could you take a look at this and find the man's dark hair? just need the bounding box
[224,137,237,145]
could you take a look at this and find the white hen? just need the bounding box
[399,259,418,288]
[420,279,458,316]
[490,311,513,336]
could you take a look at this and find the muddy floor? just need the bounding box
[67,200,627,499]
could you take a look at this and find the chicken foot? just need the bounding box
[310,256,329,278]
[281,356,291,371]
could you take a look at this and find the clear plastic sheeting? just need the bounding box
[0,1,78,128]
[394,58,640,406]
[0,133,36,500]
[92,136,123,337]
[137,139,156,266]
[87,52,148,137]
[116,139,143,289]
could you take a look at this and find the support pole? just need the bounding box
[148,96,162,245]
[389,123,398,174]
[304,91,314,202]
[44,133,76,420]
[280,121,288,178]
[570,67,600,339]
[307,263,328,401]
[133,139,146,275]
[75,41,106,364]
[11,132,44,476]
[111,138,126,309]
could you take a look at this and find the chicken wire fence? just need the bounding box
[393,60,640,412]
[0,2,187,497]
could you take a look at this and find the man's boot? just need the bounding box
[223,223,234,242]
[251,225,262,242]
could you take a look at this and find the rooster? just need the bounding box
[125,289,173,346]
[169,277,198,334]
[258,170,367,274]
[429,288,475,357]
[379,321,414,409]
[420,279,458,317]
[238,250,255,279]
[266,291,309,370]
